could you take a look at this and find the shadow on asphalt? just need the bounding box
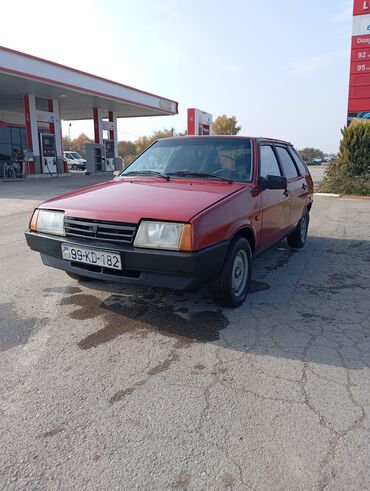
[49,235,370,368]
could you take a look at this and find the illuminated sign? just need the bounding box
[348,1,370,122]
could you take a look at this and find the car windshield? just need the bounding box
[121,137,253,182]
[70,152,82,159]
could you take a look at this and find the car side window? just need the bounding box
[260,145,281,178]
[275,146,298,180]
[289,147,307,175]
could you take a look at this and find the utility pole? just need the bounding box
[68,123,72,150]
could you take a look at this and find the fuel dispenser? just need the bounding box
[187,108,213,136]
[86,143,106,173]
[103,139,115,171]
[39,133,57,174]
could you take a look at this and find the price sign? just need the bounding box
[348,2,370,122]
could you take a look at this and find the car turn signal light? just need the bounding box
[29,209,39,231]
[179,224,192,252]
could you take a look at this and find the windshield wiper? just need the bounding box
[122,170,170,180]
[167,171,233,183]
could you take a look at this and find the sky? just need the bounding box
[0,0,354,153]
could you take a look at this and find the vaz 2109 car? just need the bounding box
[26,136,313,308]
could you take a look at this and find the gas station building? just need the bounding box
[0,46,178,176]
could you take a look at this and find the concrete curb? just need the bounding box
[314,192,370,200]
[314,192,341,197]
[340,195,370,200]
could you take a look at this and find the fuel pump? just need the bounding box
[39,133,57,174]
[187,108,213,136]
[103,139,115,171]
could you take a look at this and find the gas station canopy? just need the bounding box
[0,46,178,120]
[0,46,178,176]
[0,46,177,120]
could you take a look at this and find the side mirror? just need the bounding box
[264,175,287,190]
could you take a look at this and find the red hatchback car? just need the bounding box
[25,136,313,307]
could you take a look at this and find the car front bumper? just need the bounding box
[25,231,228,290]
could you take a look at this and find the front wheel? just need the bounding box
[209,237,252,308]
[287,211,309,248]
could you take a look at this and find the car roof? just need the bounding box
[156,135,293,146]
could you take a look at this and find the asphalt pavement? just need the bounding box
[1,175,370,490]
[307,165,328,187]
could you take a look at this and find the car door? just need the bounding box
[259,144,291,250]
[274,146,308,230]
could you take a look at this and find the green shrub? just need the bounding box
[320,122,370,196]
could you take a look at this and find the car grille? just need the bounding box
[64,217,136,245]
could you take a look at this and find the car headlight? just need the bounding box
[30,209,65,236]
[134,221,189,251]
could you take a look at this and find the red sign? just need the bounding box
[350,72,370,86]
[351,60,370,74]
[352,47,370,61]
[352,34,370,48]
[354,0,370,15]
[348,2,370,122]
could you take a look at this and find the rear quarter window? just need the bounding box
[288,147,308,175]
[275,146,299,180]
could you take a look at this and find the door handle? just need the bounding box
[302,183,307,190]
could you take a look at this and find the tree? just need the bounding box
[119,128,186,164]
[212,115,241,135]
[62,136,71,151]
[298,147,325,162]
[69,133,93,158]
[118,140,137,163]
[338,120,370,176]
[320,121,370,196]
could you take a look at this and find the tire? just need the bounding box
[66,271,96,282]
[209,237,252,308]
[287,211,309,249]
[71,164,77,170]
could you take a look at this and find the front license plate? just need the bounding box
[61,244,122,270]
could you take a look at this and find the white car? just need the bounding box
[63,151,87,170]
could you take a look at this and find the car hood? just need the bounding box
[40,178,248,223]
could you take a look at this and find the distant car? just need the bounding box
[63,151,87,170]
[26,136,313,308]
[306,159,322,166]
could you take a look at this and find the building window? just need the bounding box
[0,143,12,160]
[0,126,28,162]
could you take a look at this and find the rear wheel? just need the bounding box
[66,271,96,282]
[209,237,252,308]
[287,211,309,248]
